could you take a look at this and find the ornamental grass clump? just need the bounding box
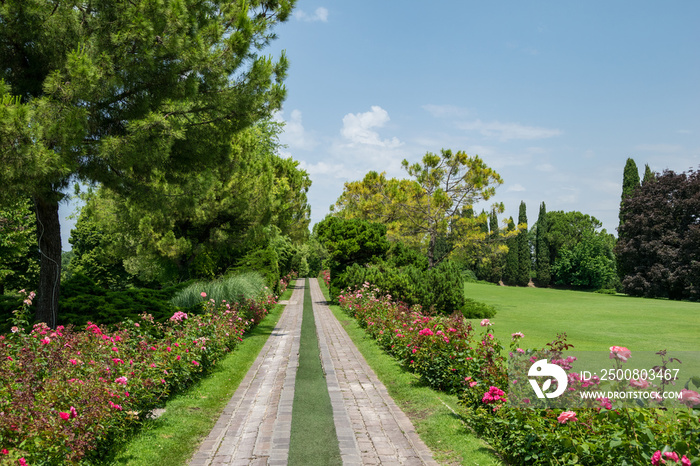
[0,289,275,464]
[171,272,273,310]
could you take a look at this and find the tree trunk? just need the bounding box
[33,195,62,328]
[428,231,436,268]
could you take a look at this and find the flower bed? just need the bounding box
[0,290,276,464]
[339,284,700,465]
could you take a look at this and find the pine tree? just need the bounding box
[535,202,550,286]
[516,201,531,286]
[0,1,294,326]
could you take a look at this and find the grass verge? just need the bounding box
[105,282,295,465]
[288,279,342,465]
[317,279,502,466]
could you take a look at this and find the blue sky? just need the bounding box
[59,1,699,249]
[269,1,699,235]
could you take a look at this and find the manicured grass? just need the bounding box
[288,279,342,465]
[319,280,503,466]
[464,282,700,352]
[105,283,295,465]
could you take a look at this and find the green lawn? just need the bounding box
[464,283,700,376]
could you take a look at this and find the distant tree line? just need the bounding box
[471,202,618,290]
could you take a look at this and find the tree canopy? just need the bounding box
[331,149,504,268]
[616,168,700,300]
[0,0,295,325]
[69,120,310,285]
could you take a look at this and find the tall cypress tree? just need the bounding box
[642,164,656,185]
[489,208,499,236]
[503,217,518,285]
[535,201,550,286]
[619,158,641,233]
[516,201,531,286]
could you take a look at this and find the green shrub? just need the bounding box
[461,298,498,319]
[461,269,479,283]
[340,260,465,314]
[57,274,188,328]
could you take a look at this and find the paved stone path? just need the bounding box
[190,279,437,465]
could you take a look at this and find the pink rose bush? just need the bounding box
[335,282,700,466]
[0,289,276,464]
[338,285,507,395]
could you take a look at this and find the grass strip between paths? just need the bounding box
[105,282,295,466]
[317,279,503,466]
[288,278,342,465]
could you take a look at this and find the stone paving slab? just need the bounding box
[189,283,304,466]
[310,279,438,466]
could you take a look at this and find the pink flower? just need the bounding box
[115,376,128,385]
[134,323,140,327]
[664,452,680,463]
[651,450,663,465]
[418,328,434,336]
[19,458,27,466]
[176,355,181,361]
[69,359,78,365]
[511,332,524,340]
[629,378,650,389]
[10,326,18,333]
[59,412,70,420]
[40,338,50,345]
[1,448,7,455]
[70,406,78,418]
[679,389,700,407]
[108,400,122,410]
[169,311,188,322]
[681,455,691,466]
[192,360,200,366]
[482,386,506,404]
[480,319,492,327]
[469,381,478,387]
[200,292,207,298]
[609,345,631,362]
[557,411,578,424]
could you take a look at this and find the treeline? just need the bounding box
[0,120,327,329]
[328,150,698,300]
[466,203,618,291]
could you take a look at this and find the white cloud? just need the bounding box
[536,163,556,173]
[277,109,318,150]
[340,106,402,148]
[507,183,526,192]
[458,119,562,141]
[294,7,328,22]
